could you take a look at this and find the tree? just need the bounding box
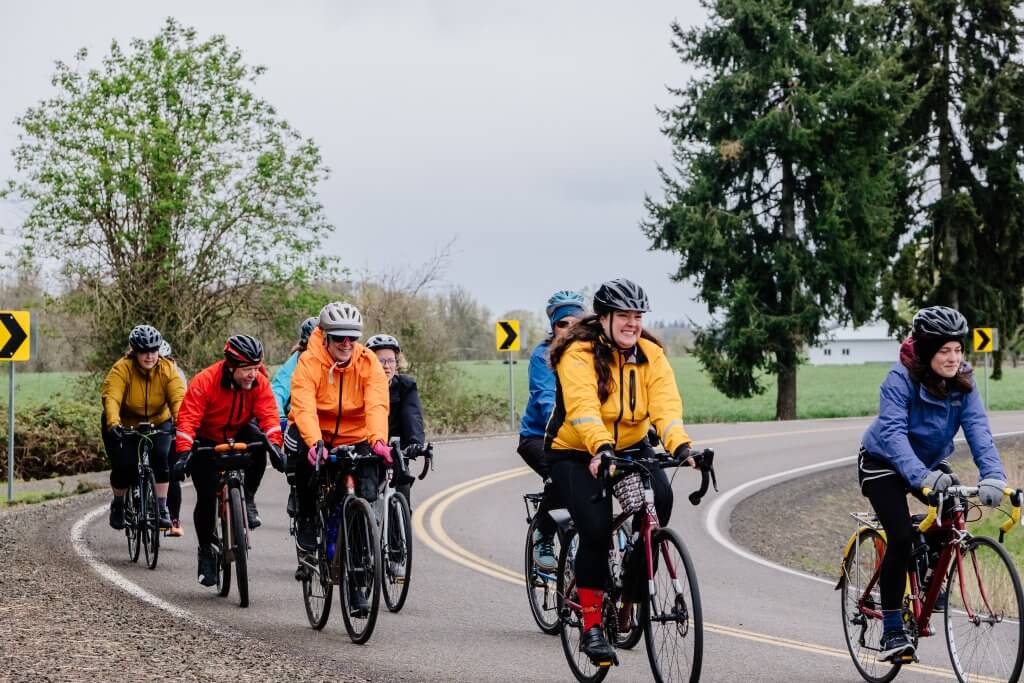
[645,0,907,419]
[879,0,1024,379]
[3,18,332,369]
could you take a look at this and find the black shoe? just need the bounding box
[286,489,297,518]
[197,545,219,587]
[348,584,370,617]
[296,519,316,552]
[158,505,172,530]
[109,497,126,530]
[580,626,618,666]
[245,500,261,529]
[934,589,947,613]
[879,629,916,662]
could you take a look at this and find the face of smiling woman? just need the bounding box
[601,311,643,349]
[326,335,356,364]
[930,341,963,378]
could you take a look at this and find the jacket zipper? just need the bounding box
[613,358,625,448]
[629,369,636,422]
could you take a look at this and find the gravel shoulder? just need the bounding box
[0,490,367,683]
[731,434,1024,579]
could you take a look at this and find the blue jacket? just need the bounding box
[861,363,1005,488]
[271,351,300,420]
[520,340,555,438]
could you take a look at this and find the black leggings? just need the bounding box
[285,424,380,519]
[101,419,174,489]
[518,435,558,537]
[549,445,673,594]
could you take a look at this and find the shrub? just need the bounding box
[0,398,106,481]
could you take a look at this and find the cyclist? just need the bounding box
[101,325,185,531]
[159,339,188,538]
[519,290,585,572]
[173,335,284,587]
[284,303,389,586]
[272,316,318,428]
[859,305,1007,662]
[365,333,424,506]
[545,278,696,664]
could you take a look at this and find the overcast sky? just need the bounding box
[0,1,711,324]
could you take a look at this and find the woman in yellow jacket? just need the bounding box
[101,325,186,531]
[545,279,696,664]
[285,301,390,558]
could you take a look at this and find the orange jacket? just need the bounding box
[174,360,283,452]
[289,327,389,447]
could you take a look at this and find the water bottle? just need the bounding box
[326,509,340,561]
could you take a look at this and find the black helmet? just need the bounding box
[912,306,968,340]
[593,278,651,314]
[128,324,163,352]
[299,317,318,345]
[365,334,401,353]
[224,334,264,367]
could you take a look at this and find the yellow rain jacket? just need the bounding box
[101,356,186,429]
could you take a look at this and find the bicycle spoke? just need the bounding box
[644,528,701,683]
[840,528,899,683]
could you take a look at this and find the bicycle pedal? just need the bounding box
[394,577,406,585]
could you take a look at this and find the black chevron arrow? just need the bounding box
[0,313,27,359]
[976,328,991,352]
[498,321,518,351]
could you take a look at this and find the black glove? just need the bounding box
[268,442,285,472]
[405,443,423,458]
[673,443,694,465]
[110,424,126,441]
[172,451,192,481]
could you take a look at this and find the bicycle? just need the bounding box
[293,444,382,643]
[193,440,262,608]
[121,423,163,570]
[556,448,718,683]
[838,484,1024,683]
[377,440,434,613]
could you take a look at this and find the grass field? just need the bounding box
[455,356,1024,424]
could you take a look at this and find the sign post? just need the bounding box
[972,327,998,412]
[1,311,31,503]
[496,320,521,432]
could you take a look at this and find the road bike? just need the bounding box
[556,448,717,683]
[122,423,163,570]
[839,484,1024,682]
[294,444,382,644]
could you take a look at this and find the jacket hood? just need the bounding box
[899,336,915,370]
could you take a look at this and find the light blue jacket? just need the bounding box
[861,363,1005,488]
[271,351,300,420]
[520,340,555,438]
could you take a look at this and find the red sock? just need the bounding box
[578,588,604,631]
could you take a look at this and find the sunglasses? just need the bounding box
[327,335,357,345]
[554,320,573,329]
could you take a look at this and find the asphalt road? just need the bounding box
[74,412,1024,682]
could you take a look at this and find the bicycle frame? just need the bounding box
[217,468,249,561]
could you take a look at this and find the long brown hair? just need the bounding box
[907,351,973,400]
[548,314,663,403]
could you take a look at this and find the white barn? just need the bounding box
[808,323,900,366]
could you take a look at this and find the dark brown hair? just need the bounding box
[548,314,663,403]
[908,350,974,400]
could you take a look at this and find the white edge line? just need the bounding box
[705,429,1024,587]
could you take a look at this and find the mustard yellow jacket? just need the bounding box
[545,337,691,456]
[101,356,186,429]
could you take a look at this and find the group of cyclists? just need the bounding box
[99,275,1013,676]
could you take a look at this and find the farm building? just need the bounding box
[807,323,900,366]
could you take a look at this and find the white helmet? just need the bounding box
[365,334,400,353]
[319,301,363,339]
[158,340,172,358]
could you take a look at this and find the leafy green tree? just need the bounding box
[645,0,907,419]
[3,18,332,369]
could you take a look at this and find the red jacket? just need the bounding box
[175,360,283,452]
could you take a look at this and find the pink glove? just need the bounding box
[307,442,327,466]
[372,440,393,465]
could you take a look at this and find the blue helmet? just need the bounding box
[299,317,318,345]
[545,290,585,322]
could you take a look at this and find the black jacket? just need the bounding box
[389,374,425,447]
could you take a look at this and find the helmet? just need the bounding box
[224,334,264,367]
[128,325,163,352]
[545,290,585,320]
[365,334,401,353]
[299,317,318,344]
[319,302,363,339]
[158,340,172,358]
[912,306,968,340]
[593,279,650,314]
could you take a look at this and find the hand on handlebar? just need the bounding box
[372,440,393,465]
[922,469,953,496]
[673,444,698,468]
[268,442,286,472]
[172,451,192,481]
[979,478,1008,508]
[589,445,615,479]
[110,424,126,441]
[307,440,327,466]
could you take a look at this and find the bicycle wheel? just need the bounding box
[142,471,160,570]
[944,535,1024,683]
[642,527,702,683]
[300,512,333,629]
[525,513,561,635]
[556,529,610,683]
[125,486,141,563]
[339,496,381,644]
[840,527,900,683]
[229,487,249,608]
[382,492,412,613]
[217,495,231,598]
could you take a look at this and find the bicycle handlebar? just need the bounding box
[121,422,157,437]
[592,448,718,507]
[918,485,1023,540]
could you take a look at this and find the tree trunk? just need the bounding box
[937,5,959,309]
[993,348,1003,380]
[776,362,798,421]
[776,155,798,421]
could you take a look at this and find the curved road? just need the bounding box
[73,412,1024,682]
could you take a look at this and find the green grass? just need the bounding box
[454,356,1024,424]
[0,479,101,508]
[2,370,88,404]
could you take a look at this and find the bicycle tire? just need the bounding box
[556,529,611,683]
[524,513,561,635]
[382,492,412,613]
[839,527,900,683]
[944,535,1024,683]
[339,496,381,644]
[642,527,702,683]
[142,470,160,570]
[612,522,642,649]
[217,494,231,598]
[229,486,249,608]
[301,510,333,629]
[124,485,141,563]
